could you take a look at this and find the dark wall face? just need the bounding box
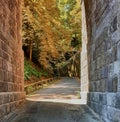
[0,0,25,119]
[83,0,120,121]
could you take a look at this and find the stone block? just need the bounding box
[0,105,6,118]
[10,102,16,112]
[0,70,3,81]
[3,94,9,104]
[0,95,3,105]
[2,52,9,61]
[107,76,118,93]
[112,45,118,62]
[9,94,14,102]
[114,94,120,109]
[107,106,120,122]
[7,72,14,83]
[107,93,120,109]
[100,105,107,118]
[7,84,14,92]
[0,82,8,92]
[112,76,118,92]
[110,16,118,33]
[108,64,114,78]
[99,94,107,105]
[100,79,107,92]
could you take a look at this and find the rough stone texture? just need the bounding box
[81,0,120,121]
[0,0,25,119]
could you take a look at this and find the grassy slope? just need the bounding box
[24,58,49,85]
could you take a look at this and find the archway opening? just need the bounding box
[22,0,82,104]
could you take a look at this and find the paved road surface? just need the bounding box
[7,78,102,122]
[27,77,82,104]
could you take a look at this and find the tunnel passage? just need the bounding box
[81,0,120,122]
[0,0,25,119]
[0,0,120,122]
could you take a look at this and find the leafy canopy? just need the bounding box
[22,0,81,73]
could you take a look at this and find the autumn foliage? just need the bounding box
[22,0,81,74]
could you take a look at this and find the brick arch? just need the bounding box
[0,0,25,118]
[81,0,120,121]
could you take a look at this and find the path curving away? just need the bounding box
[26,77,82,104]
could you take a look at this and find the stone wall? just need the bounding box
[80,0,89,102]
[0,0,25,119]
[81,0,120,121]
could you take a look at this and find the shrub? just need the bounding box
[24,59,45,80]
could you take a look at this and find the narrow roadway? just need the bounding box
[8,78,102,122]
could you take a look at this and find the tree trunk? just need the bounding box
[29,40,32,61]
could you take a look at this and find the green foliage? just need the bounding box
[61,62,69,68]
[26,86,35,93]
[71,36,81,49]
[24,59,48,80]
[58,0,76,25]
[22,0,67,71]
[58,0,82,49]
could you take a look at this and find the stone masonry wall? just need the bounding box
[80,0,89,103]
[0,0,25,119]
[81,0,120,121]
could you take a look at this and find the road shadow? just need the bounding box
[10,101,101,122]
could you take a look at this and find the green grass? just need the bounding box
[24,59,48,80]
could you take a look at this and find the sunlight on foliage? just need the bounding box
[22,0,81,73]
[24,59,48,80]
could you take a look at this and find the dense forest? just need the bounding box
[22,0,81,81]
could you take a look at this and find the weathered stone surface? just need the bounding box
[107,106,120,122]
[0,92,25,119]
[0,0,25,119]
[81,0,120,121]
[0,105,6,118]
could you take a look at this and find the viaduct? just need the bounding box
[0,0,120,121]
